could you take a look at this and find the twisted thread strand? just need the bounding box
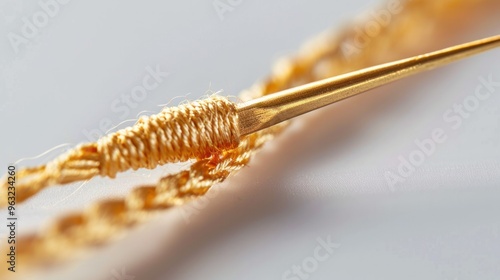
[0,96,240,206]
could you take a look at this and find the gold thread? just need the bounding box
[0,96,240,206]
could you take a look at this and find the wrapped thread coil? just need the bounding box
[0,96,240,205]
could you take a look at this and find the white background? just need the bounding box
[0,0,499,279]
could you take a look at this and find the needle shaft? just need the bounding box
[237,35,500,136]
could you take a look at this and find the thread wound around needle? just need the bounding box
[2,35,499,207]
[0,96,240,206]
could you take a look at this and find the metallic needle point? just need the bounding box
[237,35,500,136]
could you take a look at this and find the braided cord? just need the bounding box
[0,96,240,205]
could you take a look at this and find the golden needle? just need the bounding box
[237,35,500,136]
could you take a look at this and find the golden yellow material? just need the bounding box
[2,0,499,275]
[237,35,500,135]
[2,35,498,207]
[0,96,239,206]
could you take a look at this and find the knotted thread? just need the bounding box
[0,96,240,206]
